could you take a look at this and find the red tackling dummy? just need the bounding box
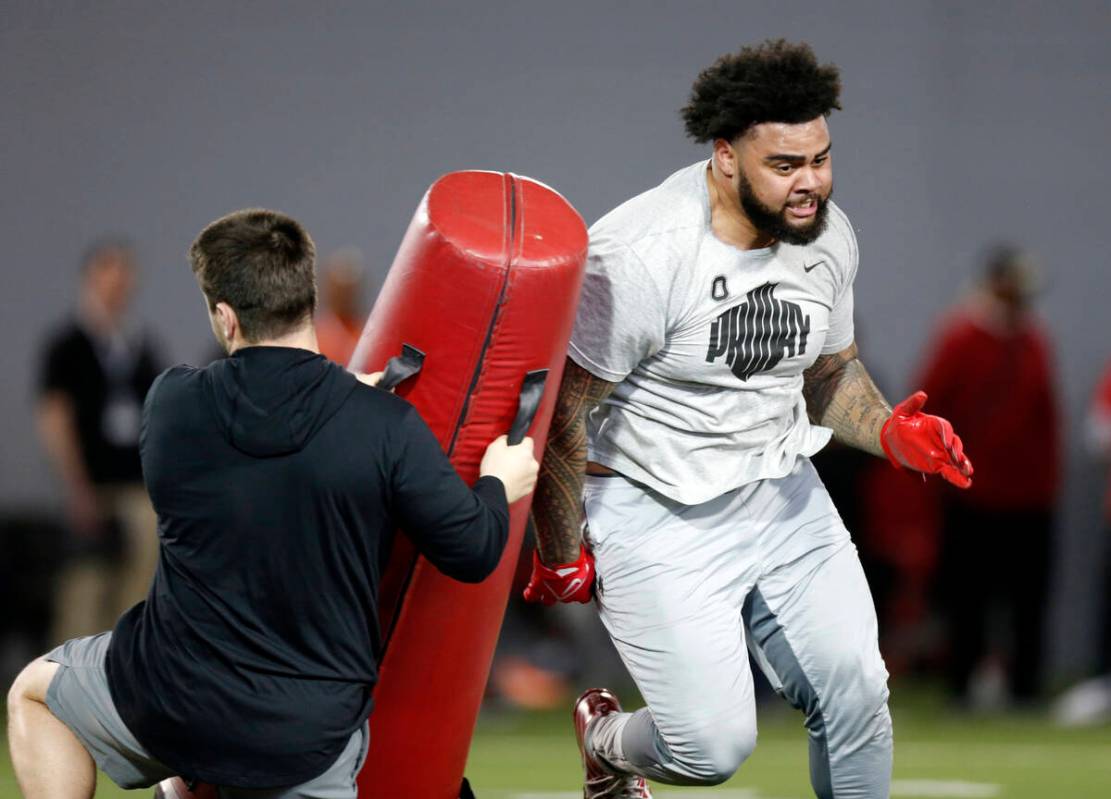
[351,171,587,797]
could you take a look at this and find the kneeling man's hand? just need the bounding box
[480,435,539,503]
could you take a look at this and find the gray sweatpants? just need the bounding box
[583,458,892,798]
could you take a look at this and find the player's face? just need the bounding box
[732,117,833,245]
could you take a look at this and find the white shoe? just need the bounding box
[1052,676,1111,727]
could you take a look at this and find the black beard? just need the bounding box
[738,171,831,246]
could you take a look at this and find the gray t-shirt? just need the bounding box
[569,160,858,504]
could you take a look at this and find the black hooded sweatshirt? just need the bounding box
[105,346,509,787]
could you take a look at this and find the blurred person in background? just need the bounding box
[315,247,367,365]
[1052,357,1111,725]
[916,245,1061,707]
[35,238,163,644]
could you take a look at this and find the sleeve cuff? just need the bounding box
[567,344,628,383]
[473,474,508,508]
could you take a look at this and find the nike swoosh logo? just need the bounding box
[557,578,585,599]
[803,259,827,273]
[554,566,579,578]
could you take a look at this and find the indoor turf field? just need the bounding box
[3,686,1109,799]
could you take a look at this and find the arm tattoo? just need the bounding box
[531,358,617,564]
[802,343,892,457]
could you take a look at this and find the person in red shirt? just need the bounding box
[916,245,1060,704]
[314,248,366,366]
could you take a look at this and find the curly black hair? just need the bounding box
[681,39,842,143]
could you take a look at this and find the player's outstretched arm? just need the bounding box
[525,358,617,604]
[803,342,890,456]
[803,342,973,488]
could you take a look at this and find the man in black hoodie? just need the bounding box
[8,209,539,798]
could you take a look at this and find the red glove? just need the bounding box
[881,390,974,488]
[522,543,595,605]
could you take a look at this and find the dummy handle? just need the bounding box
[508,369,548,445]
[377,344,425,391]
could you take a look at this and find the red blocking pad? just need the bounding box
[349,171,587,798]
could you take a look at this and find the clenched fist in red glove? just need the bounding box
[881,390,974,488]
[522,543,595,605]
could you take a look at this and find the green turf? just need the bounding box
[3,688,1110,798]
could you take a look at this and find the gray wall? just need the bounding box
[2,1,1108,676]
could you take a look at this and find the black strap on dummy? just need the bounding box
[507,369,548,445]
[377,344,425,391]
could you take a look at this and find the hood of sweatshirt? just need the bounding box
[203,346,357,457]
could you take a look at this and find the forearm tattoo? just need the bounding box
[802,343,892,457]
[531,359,616,564]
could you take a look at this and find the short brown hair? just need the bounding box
[189,209,317,342]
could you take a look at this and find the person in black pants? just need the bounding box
[8,208,539,799]
[938,503,1053,704]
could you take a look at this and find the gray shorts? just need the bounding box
[45,633,370,797]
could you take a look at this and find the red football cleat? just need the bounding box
[573,688,652,798]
